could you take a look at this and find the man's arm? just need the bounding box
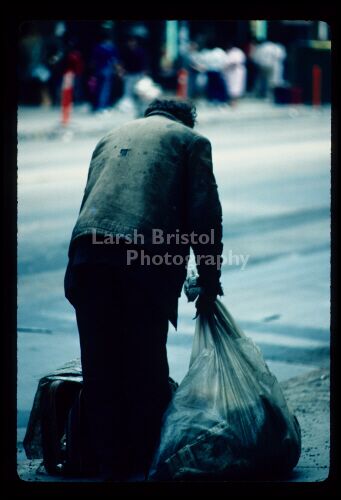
[78,138,106,214]
[186,135,224,298]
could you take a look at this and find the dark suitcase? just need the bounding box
[40,379,98,477]
[40,379,81,474]
[274,86,291,104]
[29,358,179,478]
[274,85,303,105]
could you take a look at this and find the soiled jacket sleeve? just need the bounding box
[186,135,224,296]
[78,138,106,214]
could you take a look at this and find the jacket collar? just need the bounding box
[145,110,183,125]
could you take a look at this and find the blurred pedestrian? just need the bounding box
[133,76,162,117]
[244,36,259,94]
[251,39,287,99]
[63,36,85,104]
[182,41,205,100]
[45,21,67,106]
[223,42,247,107]
[199,43,229,104]
[64,98,224,480]
[117,36,149,116]
[90,25,120,112]
[18,22,52,106]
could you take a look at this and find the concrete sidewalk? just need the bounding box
[17,98,330,141]
[280,364,330,481]
[17,364,330,483]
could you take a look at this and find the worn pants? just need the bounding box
[67,263,171,476]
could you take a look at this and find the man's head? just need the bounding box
[144,98,197,128]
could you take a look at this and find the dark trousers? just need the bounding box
[206,71,229,102]
[66,263,172,476]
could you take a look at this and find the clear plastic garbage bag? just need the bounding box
[148,299,301,480]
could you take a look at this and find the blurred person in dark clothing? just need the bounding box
[119,36,148,111]
[90,26,120,112]
[64,98,223,481]
[63,36,85,104]
[45,21,67,106]
[18,22,52,106]
[182,40,205,100]
[244,36,259,94]
[198,42,229,104]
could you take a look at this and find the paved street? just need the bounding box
[17,99,331,481]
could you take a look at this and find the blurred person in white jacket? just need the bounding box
[223,42,247,106]
[251,39,287,98]
[198,44,229,104]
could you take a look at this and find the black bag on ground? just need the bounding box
[24,358,179,477]
[40,379,82,474]
[24,358,97,477]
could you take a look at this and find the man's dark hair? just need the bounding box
[144,98,197,128]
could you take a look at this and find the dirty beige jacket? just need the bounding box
[70,110,223,296]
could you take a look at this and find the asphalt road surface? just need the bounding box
[17,103,331,447]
